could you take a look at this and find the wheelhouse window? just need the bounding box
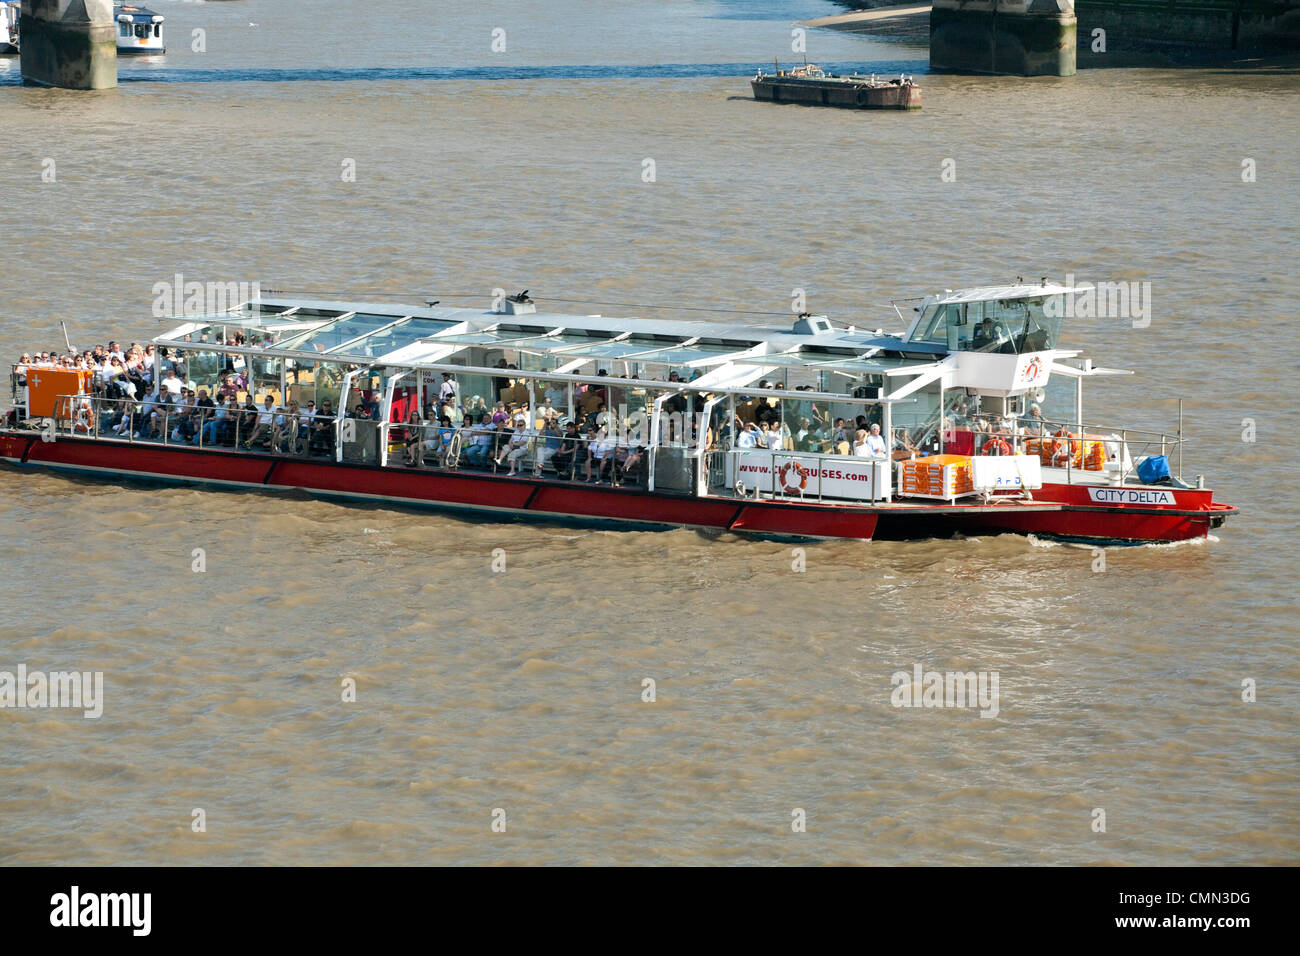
[914,296,1062,354]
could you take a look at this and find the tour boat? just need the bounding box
[1,1,19,55]
[114,4,164,56]
[751,63,921,110]
[0,282,1236,544]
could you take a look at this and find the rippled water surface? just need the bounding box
[0,0,1296,865]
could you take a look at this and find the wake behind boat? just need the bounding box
[1,281,1235,544]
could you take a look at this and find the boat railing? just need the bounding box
[385,421,653,487]
[955,412,1183,485]
[47,394,343,456]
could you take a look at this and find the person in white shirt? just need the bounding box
[438,372,457,408]
[586,428,615,483]
[161,369,182,399]
[864,422,889,457]
[765,421,783,451]
[244,395,277,448]
[736,422,759,449]
[853,429,871,457]
[496,419,532,476]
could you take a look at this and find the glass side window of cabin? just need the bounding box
[914,303,965,349]
[119,22,131,37]
[916,297,1064,353]
[963,301,1020,353]
[1020,295,1062,351]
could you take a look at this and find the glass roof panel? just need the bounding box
[634,343,750,366]
[327,317,459,358]
[733,354,917,374]
[524,339,673,360]
[427,330,561,347]
[270,313,403,352]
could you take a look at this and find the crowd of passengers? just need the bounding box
[12,345,1046,479]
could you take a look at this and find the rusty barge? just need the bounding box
[750,63,921,110]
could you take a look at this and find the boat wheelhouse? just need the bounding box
[114,4,164,56]
[0,282,1236,543]
[1,1,19,55]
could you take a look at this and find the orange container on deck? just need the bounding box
[1030,433,1107,470]
[25,368,92,418]
[900,454,974,499]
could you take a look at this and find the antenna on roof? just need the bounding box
[60,320,75,353]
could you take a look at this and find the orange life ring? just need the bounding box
[982,437,1011,456]
[1046,429,1071,464]
[778,460,809,495]
[72,398,95,433]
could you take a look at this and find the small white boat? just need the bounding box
[1,1,19,56]
[114,3,164,56]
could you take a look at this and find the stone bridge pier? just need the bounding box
[931,0,1078,76]
[20,0,116,89]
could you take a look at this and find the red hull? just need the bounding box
[0,432,1234,543]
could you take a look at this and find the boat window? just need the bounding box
[135,23,149,39]
[914,304,966,348]
[1018,295,1062,352]
[119,23,131,38]
[183,349,225,394]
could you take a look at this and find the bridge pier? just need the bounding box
[20,0,116,90]
[931,0,1078,76]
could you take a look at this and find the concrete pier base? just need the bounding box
[932,0,1078,76]
[19,0,116,90]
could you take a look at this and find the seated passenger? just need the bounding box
[400,409,423,466]
[243,395,277,448]
[535,418,562,474]
[865,422,888,457]
[586,427,615,484]
[552,422,579,478]
[736,422,760,449]
[198,396,230,446]
[273,401,300,453]
[496,419,532,476]
[1021,403,1045,437]
[310,400,335,453]
[465,414,495,466]
[621,435,646,483]
[580,424,601,480]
